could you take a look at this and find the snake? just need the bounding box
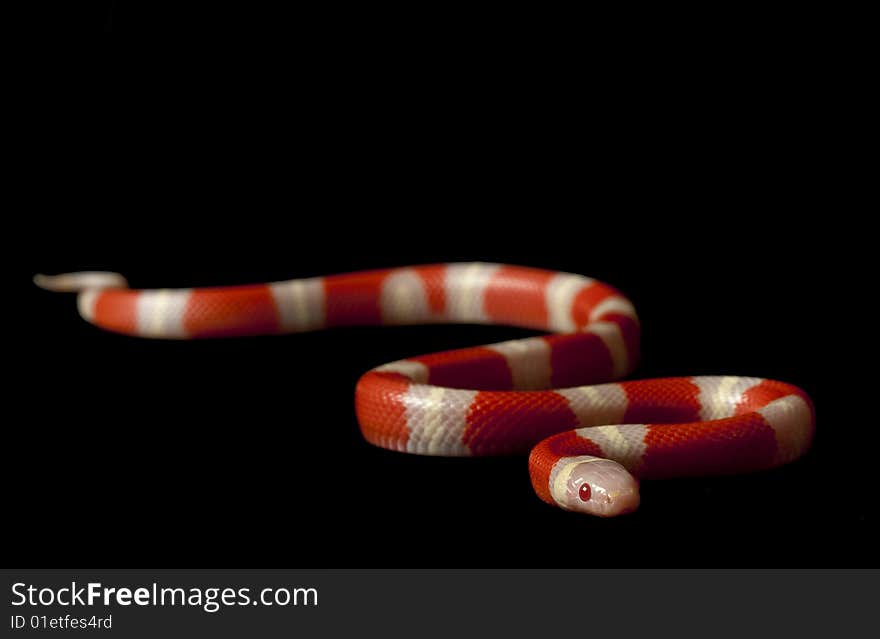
[35,263,815,516]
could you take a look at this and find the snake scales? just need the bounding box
[35,263,814,516]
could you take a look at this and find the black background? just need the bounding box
[10,6,871,566]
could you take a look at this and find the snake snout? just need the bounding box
[561,457,640,517]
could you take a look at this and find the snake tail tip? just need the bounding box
[33,273,64,291]
[33,271,129,292]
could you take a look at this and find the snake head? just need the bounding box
[552,456,640,516]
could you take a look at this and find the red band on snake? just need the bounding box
[35,263,815,516]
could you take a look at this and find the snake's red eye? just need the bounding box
[579,483,592,502]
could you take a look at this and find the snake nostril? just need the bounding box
[578,483,591,502]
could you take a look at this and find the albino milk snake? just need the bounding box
[36,263,814,516]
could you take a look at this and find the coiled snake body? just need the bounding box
[36,263,814,516]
